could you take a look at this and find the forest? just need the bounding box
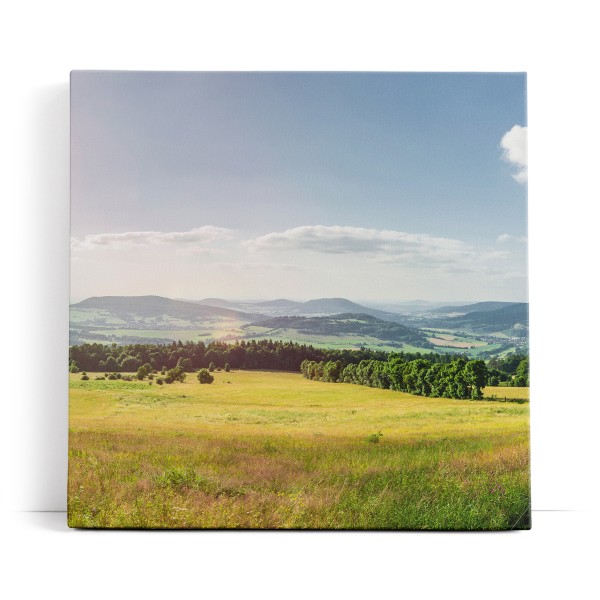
[69,339,528,394]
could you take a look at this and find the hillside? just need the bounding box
[435,303,529,335]
[244,313,433,349]
[432,301,520,314]
[189,296,407,321]
[72,295,261,322]
[70,295,268,345]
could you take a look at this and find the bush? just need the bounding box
[69,363,79,373]
[108,373,117,380]
[224,363,231,372]
[80,372,89,381]
[164,365,186,384]
[208,362,216,372]
[197,369,214,384]
[156,378,164,385]
[366,432,383,443]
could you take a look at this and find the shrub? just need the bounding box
[224,363,231,372]
[69,363,79,373]
[80,372,89,381]
[165,365,186,384]
[366,432,383,444]
[156,378,164,385]
[108,373,117,380]
[197,369,214,384]
[208,362,216,372]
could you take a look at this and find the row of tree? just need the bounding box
[68,340,528,392]
[68,340,469,375]
[301,357,489,399]
[487,354,529,386]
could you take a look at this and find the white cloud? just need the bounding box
[72,226,233,250]
[500,125,528,183]
[497,233,528,243]
[246,225,474,267]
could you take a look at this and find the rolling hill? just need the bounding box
[69,295,528,353]
[72,295,262,322]
[432,301,520,315]
[243,313,434,349]
[195,296,407,321]
[432,303,529,336]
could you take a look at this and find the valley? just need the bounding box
[70,295,528,358]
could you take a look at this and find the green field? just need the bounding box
[68,371,530,530]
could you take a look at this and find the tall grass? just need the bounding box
[68,371,530,529]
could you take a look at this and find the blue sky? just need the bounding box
[71,71,527,303]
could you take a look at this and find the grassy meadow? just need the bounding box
[68,371,530,530]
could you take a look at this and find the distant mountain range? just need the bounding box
[69,295,529,349]
[193,296,408,322]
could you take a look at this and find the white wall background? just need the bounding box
[1,1,598,598]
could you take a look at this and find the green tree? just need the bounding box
[136,365,150,380]
[197,368,214,384]
[513,357,529,387]
[104,356,119,372]
[120,356,142,372]
[164,365,186,384]
[208,362,216,372]
[323,360,343,383]
[177,357,193,372]
[463,360,488,399]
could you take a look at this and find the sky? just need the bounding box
[70,71,527,303]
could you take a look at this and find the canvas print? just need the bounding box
[69,71,530,529]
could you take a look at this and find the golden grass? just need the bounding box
[68,371,530,530]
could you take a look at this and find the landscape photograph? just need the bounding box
[69,71,529,529]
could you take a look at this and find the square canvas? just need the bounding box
[69,71,530,530]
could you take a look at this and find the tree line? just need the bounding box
[301,357,489,399]
[68,339,468,375]
[487,354,529,386]
[68,340,529,393]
